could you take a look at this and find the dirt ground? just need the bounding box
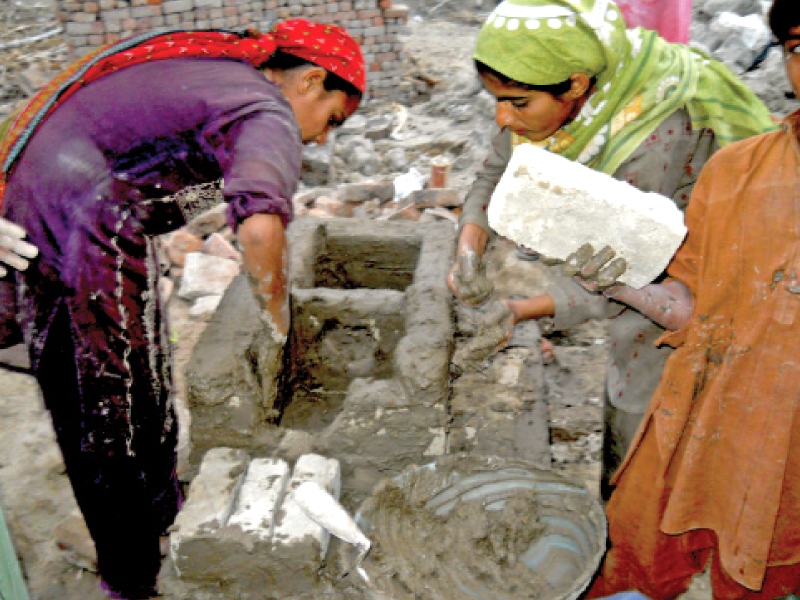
[0,14,712,600]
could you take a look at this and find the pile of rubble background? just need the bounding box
[0,1,795,599]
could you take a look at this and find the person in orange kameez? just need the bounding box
[578,1,800,598]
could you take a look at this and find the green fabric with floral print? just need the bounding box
[473,0,776,174]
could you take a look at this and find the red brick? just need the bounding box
[379,0,391,7]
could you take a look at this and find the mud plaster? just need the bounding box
[338,456,607,600]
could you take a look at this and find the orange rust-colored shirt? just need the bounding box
[621,109,800,590]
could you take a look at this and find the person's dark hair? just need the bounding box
[475,60,575,96]
[262,50,362,99]
[768,0,800,45]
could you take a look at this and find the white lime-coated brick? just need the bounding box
[272,453,342,561]
[168,451,343,595]
[226,458,290,543]
[488,143,687,289]
[169,447,249,579]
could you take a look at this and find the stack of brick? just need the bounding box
[56,0,409,99]
[166,449,343,597]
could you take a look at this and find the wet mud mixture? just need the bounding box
[350,476,548,600]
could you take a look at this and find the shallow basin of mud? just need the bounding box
[338,454,607,600]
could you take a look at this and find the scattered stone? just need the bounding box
[312,195,355,218]
[334,181,395,203]
[364,114,394,140]
[16,65,51,96]
[410,187,463,208]
[385,146,409,172]
[164,229,204,268]
[177,253,240,300]
[385,202,422,221]
[202,232,241,262]
[423,207,460,224]
[337,113,367,135]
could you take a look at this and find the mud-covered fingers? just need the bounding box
[562,243,594,276]
[580,245,616,280]
[451,253,493,305]
[596,257,627,289]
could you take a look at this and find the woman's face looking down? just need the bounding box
[479,71,590,142]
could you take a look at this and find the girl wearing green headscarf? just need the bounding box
[448,0,777,503]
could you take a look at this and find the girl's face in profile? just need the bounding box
[479,72,579,142]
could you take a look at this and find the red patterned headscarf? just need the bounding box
[0,19,365,204]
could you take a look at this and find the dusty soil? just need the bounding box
[0,12,711,600]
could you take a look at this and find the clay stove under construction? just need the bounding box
[185,216,457,500]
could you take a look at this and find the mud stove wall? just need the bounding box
[185,217,457,502]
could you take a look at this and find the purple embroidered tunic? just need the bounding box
[1,58,303,595]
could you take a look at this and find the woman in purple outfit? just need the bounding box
[0,20,365,599]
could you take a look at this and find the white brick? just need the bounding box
[227,458,290,542]
[177,252,239,300]
[488,143,687,289]
[272,454,341,560]
[169,447,249,579]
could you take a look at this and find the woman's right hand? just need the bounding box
[0,218,38,277]
[448,250,494,306]
[448,224,492,306]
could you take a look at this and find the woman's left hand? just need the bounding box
[563,242,627,293]
[0,217,38,277]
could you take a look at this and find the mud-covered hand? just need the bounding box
[452,300,515,374]
[562,243,627,292]
[448,250,493,306]
[0,218,38,277]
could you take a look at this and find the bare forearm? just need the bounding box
[238,213,289,336]
[457,223,489,257]
[606,280,692,331]
[504,295,555,324]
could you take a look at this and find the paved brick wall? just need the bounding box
[55,0,409,99]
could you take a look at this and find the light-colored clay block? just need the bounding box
[488,143,687,288]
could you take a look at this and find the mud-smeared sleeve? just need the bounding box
[545,267,625,332]
[459,126,512,242]
[656,155,711,348]
[201,84,302,231]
